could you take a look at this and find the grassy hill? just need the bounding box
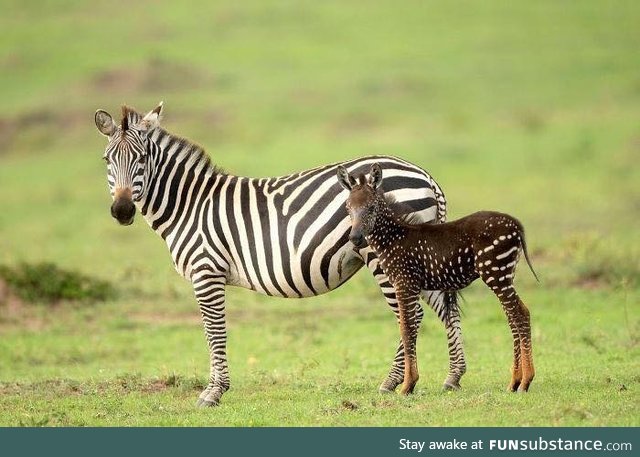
[0,0,638,426]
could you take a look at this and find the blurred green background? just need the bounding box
[0,0,638,426]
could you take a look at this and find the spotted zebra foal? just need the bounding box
[338,163,538,395]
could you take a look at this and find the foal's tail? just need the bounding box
[520,232,540,282]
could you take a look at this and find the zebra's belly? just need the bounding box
[227,244,365,298]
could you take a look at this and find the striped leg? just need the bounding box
[192,269,230,407]
[422,291,466,390]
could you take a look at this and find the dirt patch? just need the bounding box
[90,58,217,95]
[0,109,61,151]
[571,272,608,290]
[129,311,200,326]
[0,277,41,331]
[0,375,206,398]
[341,399,359,411]
[328,112,380,138]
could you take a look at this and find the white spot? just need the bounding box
[496,246,519,260]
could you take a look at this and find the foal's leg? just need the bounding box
[422,290,466,390]
[495,285,534,391]
[482,277,524,392]
[512,293,535,391]
[396,288,421,395]
[362,251,423,392]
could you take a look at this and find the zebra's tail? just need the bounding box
[443,290,463,324]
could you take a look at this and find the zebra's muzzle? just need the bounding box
[111,197,136,226]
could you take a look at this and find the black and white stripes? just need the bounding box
[95,103,460,405]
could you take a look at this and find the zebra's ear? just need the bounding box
[369,163,383,189]
[139,101,164,131]
[337,166,357,190]
[95,110,117,138]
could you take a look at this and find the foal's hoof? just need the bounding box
[442,382,461,391]
[508,380,521,392]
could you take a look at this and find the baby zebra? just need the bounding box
[337,163,538,395]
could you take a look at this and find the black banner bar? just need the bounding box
[1,427,636,457]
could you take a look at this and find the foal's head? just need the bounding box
[337,163,383,248]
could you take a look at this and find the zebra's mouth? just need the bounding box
[117,216,135,226]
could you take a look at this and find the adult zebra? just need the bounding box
[94,102,465,406]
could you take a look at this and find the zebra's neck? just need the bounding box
[367,198,407,252]
[137,127,224,239]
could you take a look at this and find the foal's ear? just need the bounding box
[95,109,117,138]
[337,166,357,190]
[139,101,164,131]
[369,163,383,189]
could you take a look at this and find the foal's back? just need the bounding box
[405,210,525,250]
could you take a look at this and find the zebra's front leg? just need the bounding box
[422,291,467,391]
[192,270,230,407]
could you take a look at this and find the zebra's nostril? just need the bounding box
[111,198,136,224]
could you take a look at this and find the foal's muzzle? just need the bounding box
[349,232,367,249]
[111,198,135,226]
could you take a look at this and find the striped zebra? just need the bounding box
[94,102,466,406]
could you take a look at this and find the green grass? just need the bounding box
[0,0,639,426]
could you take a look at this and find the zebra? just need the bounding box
[338,163,537,394]
[94,102,464,406]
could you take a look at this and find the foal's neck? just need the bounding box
[367,196,407,251]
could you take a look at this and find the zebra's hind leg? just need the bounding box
[192,269,230,407]
[422,290,466,391]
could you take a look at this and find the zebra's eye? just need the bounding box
[138,155,146,165]
[103,156,109,163]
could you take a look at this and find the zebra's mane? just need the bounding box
[119,105,225,176]
[382,192,424,225]
[156,127,225,176]
[121,105,138,133]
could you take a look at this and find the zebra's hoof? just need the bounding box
[378,379,401,394]
[442,382,461,391]
[196,397,220,407]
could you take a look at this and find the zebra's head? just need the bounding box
[337,163,383,248]
[94,102,163,225]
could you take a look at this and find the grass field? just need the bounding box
[0,0,638,426]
